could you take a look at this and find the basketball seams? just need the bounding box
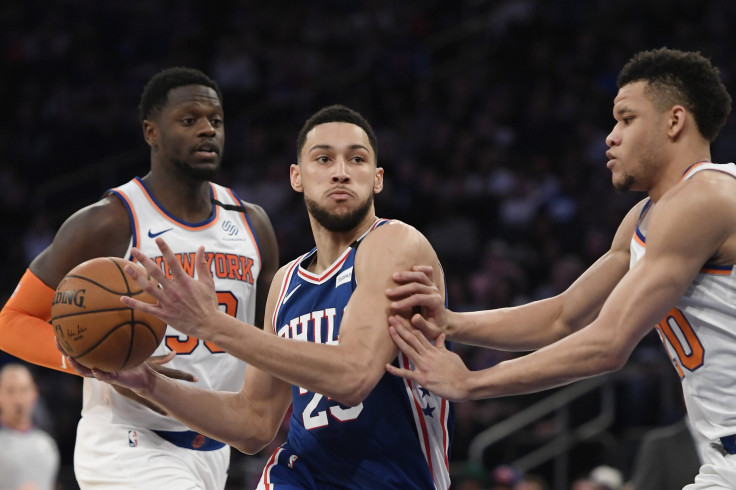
[107,256,135,295]
[74,322,163,370]
[61,274,147,296]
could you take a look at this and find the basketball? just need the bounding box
[51,257,167,371]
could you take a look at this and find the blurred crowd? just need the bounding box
[2,0,736,488]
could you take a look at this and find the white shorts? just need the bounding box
[74,417,230,490]
[684,442,736,490]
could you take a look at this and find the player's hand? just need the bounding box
[385,315,470,402]
[146,351,197,382]
[120,238,220,340]
[109,352,197,415]
[56,338,175,415]
[386,265,448,339]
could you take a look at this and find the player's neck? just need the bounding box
[141,172,213,222]
[308,215,378,273]
[648,154,711,202]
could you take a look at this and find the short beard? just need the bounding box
[304,194,374,232]
[173,158,221,181]
[613,174,635,193]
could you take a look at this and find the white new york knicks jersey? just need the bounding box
[81,177,261,431]
[630,161,736,447]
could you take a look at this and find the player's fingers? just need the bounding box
[66,354,94,377]
[390,315,431,352]
[388,323,417,357]
[146,351,176,367]
[155,237,188,281]
[194,246,214,285]
[385,281,433,299]
[385,363,417,381]
[128,248,168,285]
[388,293,439,313]
[120,295,162,318]
[411,265,435,283]
[391,270,434,286]
[410,313,435,334]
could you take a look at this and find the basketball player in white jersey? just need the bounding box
[385,48,736,488]
[66,105,453,489]
[0,68,279,489]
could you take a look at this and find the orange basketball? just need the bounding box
[51,257,167,371]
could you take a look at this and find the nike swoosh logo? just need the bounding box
[282,284,301,306]
[148,228,173,238]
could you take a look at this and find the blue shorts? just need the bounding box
[255,442,320,490]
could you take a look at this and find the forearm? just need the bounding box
[138,369,274,453]
[0,270,77,374]
[448,297,572,351]
[206,311,371,405]
[462,325,619,400]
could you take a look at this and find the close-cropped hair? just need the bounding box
[296,105,378,162]
[617,47,732,142]
[138,67,222,121]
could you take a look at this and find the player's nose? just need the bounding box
[332,156,349,182]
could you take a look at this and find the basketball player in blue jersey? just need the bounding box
[385,48,736,488]
[0,68,279,489]
[73,105,454,489]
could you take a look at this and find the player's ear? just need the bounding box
[668,105,687,139]
[143,120,158,148]
[290,163,303,192]
[373,167,384,194]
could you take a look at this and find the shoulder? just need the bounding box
[660,169,736,218]
[239,200,276,236]
[29,194,131,286]
[239,200,279,265]
[362,219,431,254]
[357,219,441,277]
[612,197,649,244]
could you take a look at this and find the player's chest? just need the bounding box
[275,283,353,345]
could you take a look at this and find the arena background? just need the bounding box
[2,1,735,488]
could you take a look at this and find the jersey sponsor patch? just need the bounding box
[335,267,353,288]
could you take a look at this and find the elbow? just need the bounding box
[329,360,378,407]
[232,427,278,455]
[595,345,629,375]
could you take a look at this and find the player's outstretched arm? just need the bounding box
[387,200,645,352]
[0,196,131,373]
[387,181,735,400]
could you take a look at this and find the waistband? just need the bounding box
[720,435,736,455]
[152,429,226,451]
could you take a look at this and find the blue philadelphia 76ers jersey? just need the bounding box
[269,219,453,489]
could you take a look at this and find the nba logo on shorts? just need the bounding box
[128,430,138,447]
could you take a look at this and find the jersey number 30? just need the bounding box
[164,291,237,354]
